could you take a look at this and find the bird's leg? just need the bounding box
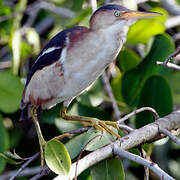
[31,107,46,168]
[60,107,120,139]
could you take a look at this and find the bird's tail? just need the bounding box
[20,103,42,121]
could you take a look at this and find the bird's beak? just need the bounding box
[121,11,162,20]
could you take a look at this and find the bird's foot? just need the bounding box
[84,118,120,139]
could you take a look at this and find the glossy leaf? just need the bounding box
[122,33,174,107]
[91,158,125,180]
[84,127,117,151]
[167,71,180,104]
[66,133,86,159]
[0,70,24,113]
[0,151,23,165]
[45,139,71,175]
[117,48,141,73]
[135,75,172,128]
[127,8,167,45]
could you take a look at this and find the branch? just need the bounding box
[156,47,180,71]
[162,0,180,16]
[113,144,174,180]
[159,128,180,145]
[10,153,40,180]
[54,110,180,180]
[102,72,121,120]
[156,61,180,71]
[117,107,159,125]
[0,166,41,180]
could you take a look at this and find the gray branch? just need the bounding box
[113,144,174,180]
[54,110,180,180]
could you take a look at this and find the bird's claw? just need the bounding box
[88,118,120,139]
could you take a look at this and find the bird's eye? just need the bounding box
[114,11,121,17]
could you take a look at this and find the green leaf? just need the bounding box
[66,133,86,159]
[122,33,174,107]
[111,74,123,102]
[45,139,71,175]
[135,75,172,128]
[117,48,141,73]
[167,71,180,104]
[127,8,167,45]
[0,70,24,113]
[77,102,110,120]
[0,151,23,165]
[84,127,117,151]
[91,158,125,180]
[0,114,9,173]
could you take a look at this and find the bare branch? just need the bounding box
[10,153,40,180]
[117,107,159,125]
[156,47,180,70]
[102,72,121,120]
[113,144,175,180]
[159,128,180,145]
[162,0,180,16]
[0,167,41,180]
[54,110,180,180]
[29,166,51,180]
[156,61,180,71]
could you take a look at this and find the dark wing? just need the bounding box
[25,26,86,86]
[20,26,86,120]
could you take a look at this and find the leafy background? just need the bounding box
[0,0,180,179]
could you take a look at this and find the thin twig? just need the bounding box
[29,166,51,180]
[156,47,180,70]
[138,146,149,180]
[118,124,134,132]
[159,128,180,145]
[117,107,159,125]
[10,153,40,180]
[64,126,90,134]
[0,166,42,180]
[102,72,121,120]
[156,61,180,70]
[113,144,175,180]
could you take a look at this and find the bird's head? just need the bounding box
[90,4,161,30]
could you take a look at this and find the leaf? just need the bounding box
[135,75,172,128]
[0,151,23,165]
[84,127,117,151]
[66,133,86,159]
[91,158,125,180]
[122,33,174,107]
[0,70,24,113]
[117,48,141,73]
[45,139,71,175]
[167,71,180,104]
[127,8,167,45]
[0,114,9,173]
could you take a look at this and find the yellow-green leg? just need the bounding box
[60,107,120,139]
[31,107,46,168]
[31,107,71,167]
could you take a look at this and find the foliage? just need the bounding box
[0,0,180,179]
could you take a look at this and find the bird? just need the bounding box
[20,4,161,167]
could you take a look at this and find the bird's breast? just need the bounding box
[60,29,124,96]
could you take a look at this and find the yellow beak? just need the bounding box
[122,11,162,20]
